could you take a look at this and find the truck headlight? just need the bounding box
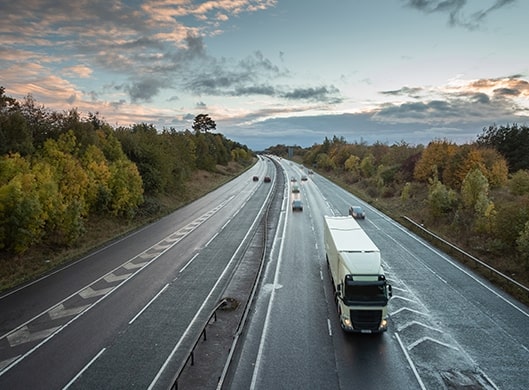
[379,319,388,330]
[343,318,352,328]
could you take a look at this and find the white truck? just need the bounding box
[324,216,392,333]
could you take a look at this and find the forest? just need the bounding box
[267,124,529,296]
[0,87,253,264]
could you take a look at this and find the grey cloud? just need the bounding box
[403,0,516,29]
[381,86,424,98]
[471,93,491,104]
[126,78,166,102]
[493,88,521,97]
[234,85,276,96]
[281,86,342,103]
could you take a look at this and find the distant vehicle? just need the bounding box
[292,200,303,211]
[349,206,366,219]
[292,185,300,193]
[301,175,308,181]
[324,216,392,333]
[264,176,271,183]
[308,170,314,174]
[291,177,297,182]
[252,176,259,181]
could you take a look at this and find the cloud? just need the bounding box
[281,86,342,103]
[403,0,516,29]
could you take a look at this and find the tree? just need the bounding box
[509,170,529,196]
[477,124,529,172]
[360,154,376,178]
[427,179,457,219]
[414,139,457,183]
[192,114,216,133]
[516,221,529,268]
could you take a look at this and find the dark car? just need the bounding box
[253,176,259,181]
[264,176,271,183]
[301,175,308,181]
[292,185,300,193]
[292,200,303,211]
[349,206,365,219]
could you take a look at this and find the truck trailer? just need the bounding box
[324,216,392,333]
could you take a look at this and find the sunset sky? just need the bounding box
[1,0,528,150]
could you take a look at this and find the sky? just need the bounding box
[1,0,529,151]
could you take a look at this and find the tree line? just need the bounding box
[268,125,529,270]
[0,87,253,255]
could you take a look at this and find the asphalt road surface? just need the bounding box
[1,156,528,389]
[224,158,529,390]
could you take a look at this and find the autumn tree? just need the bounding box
[413,139,457,184]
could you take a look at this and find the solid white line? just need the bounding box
[63,347,106,389]
[147,186,273,390]
[395,333,426,390]
[250,184,289,389]
[180,253,199,273]
[327,319,333,336]
[378,218,529,319]
[129,284,169,325]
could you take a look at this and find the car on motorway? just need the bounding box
[291,177,297,182]
[292,199,303,211]
[252,176,259,181]
[292,185,300,193]
[301,175,308,181]
[349,206,366,219]
[264,176,271,182]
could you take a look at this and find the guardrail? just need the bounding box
[402,216,529,296]
[216,157,281,389]
[168,297,229,390]
[168,156,280,390]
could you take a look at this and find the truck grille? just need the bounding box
[349,309,382,331]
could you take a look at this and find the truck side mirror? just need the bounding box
[387,285,393,298]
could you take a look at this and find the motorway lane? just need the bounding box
[311,171,529,389]
[227,161,419,390]
[0,157,275,388]
[0,157,270,334]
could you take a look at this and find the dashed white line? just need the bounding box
[129,284,169,325]
[180,253,199,273]
[63,348,106,389]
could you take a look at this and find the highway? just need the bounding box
[0,156,275,389]
[224,158,529,390]
[1,155,528,389]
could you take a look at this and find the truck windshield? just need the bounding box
[343,282,388,305]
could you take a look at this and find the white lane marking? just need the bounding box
[129,284,169,325]
[408,336,459,351]
[147,188,273,390]
[250,186,289,389]
[63,348,106,390]
[104,272,132,283]
[7,326,61,347]
[205,232,219,247]
[78,286,114,299]
[180,253,199,273]
[371,216,529,319]
[395,333,426,390]
[327,319,333,336]
[49,304,91,321]
[0,198,236,376]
